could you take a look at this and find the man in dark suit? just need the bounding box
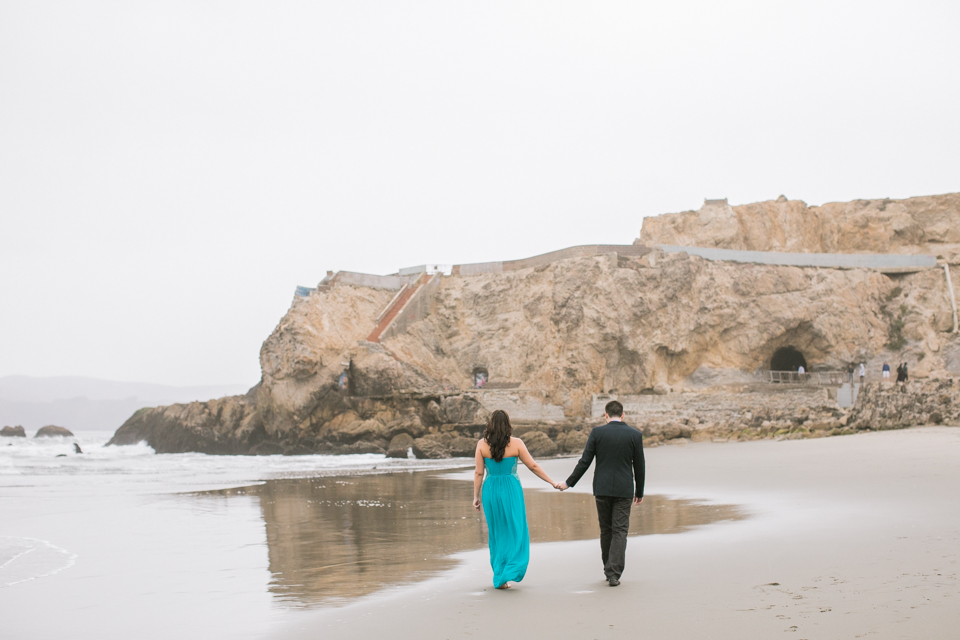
[559,400,644,586]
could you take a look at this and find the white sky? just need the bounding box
[1,1,958,387]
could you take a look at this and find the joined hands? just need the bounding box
[553,482,569,491]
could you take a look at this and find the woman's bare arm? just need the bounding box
[516,439,560,488]
[473,440,485,511]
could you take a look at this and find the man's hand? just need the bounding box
[634,496,643,505]
[558,482,569,491]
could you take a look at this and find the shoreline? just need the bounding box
[265,426,960,639]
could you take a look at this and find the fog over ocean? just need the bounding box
[0,375,252,431]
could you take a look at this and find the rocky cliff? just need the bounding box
[639,193,960,260]
[108,192,960,456]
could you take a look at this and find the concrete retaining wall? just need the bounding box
[455,244,651,276]
[658,245,937,271]
[474,391,567,421]
[398,264,453,276]
[334,271,411,290]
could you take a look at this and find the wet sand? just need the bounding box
[200,475,742,606]
[267,426,960,639]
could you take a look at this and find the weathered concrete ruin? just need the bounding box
[109,192,960,456]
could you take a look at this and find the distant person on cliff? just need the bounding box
[896,363,907,391]
[558,400,645,587]
[473,410,561,589]
[859,363,866,383]
[848,364,855,383]
[882,362,890,380]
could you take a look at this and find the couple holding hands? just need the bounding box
[472,401,645,589]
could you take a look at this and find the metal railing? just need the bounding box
[767,370,850,385]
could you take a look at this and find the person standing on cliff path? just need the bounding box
[558,400,645,587]
[882,362,890,380]
[859,363,866,384]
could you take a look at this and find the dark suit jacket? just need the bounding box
[565,421,645,499]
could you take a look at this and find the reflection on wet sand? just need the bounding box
[199,473,745,607]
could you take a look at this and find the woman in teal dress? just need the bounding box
[473,410,561,589]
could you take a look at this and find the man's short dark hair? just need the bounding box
[605,400,624,419]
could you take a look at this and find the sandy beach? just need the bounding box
[268,426,960,640]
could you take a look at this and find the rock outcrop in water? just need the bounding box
[1,425,26,437]
[35,425,74,437]
[108,192,960,456]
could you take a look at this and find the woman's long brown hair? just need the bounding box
[483,410,513,462]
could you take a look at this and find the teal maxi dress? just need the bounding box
[481,456,530,587]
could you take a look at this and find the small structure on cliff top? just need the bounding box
[110,192,960,457]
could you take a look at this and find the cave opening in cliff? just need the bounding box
[770,346,807,372]
[473,367,488,388]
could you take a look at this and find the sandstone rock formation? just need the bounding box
[640,193,960,261]
[1,425,26,437]
[108,193,960,456]
[35,425,74,437]
[847,379,960,430]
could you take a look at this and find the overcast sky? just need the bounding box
[1,1,958,387]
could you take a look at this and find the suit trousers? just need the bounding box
[595,496,632,580]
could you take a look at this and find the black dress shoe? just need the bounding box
[608,578,620,586]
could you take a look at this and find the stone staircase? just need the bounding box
[367,273,435,342]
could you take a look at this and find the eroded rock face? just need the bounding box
[640,193,960,260]
[108,396,264,454]
[1,426,26,437]
[108,192,960,456]
[389,251,914,395]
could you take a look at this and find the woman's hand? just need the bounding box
[473,497,481,511]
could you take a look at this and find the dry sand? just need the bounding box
[267,427,960,639]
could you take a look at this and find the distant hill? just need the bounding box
[0,376,251,431]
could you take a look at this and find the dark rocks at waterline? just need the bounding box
[74,443,83,454]
[1,426,26,437]
[107,378,960,458]
[386,433,415,458]
[522,430,558,457]
[35,425,74,438]
[413,433,478,459]
[107,398,265,454]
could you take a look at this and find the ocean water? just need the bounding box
[0,432,471,640]
[1,433,745,640]
[0,430,452,486]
